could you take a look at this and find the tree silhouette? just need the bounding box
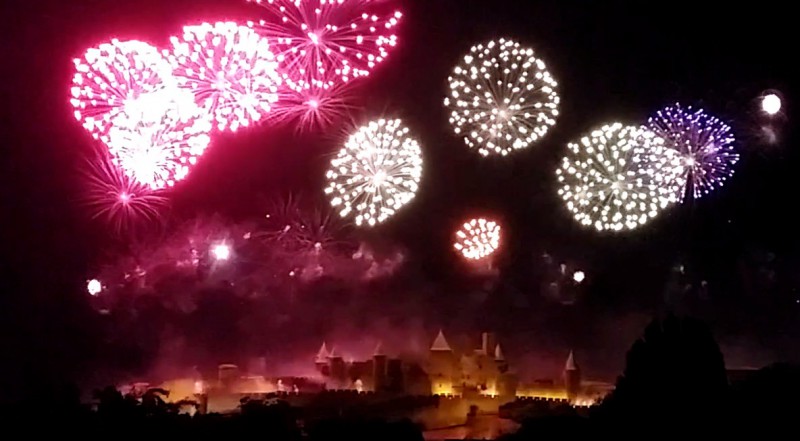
[597,315,727,427]
[729,363,800,429]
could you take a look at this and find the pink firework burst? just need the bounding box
[247,0,402,88]
[268,74,355,130]
[166,22,282,132]
[70,39,175,141]
[84,151,170,233]
[105,88,212,190]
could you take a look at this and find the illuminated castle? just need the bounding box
[313,330,611,404]
[120,331,612,417]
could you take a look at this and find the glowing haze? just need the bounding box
[454,218,501,260]
[324,118,423,227]
[166,22,281,132]
[444,38,560,156]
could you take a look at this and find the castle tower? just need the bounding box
[563,350,582,403]
[328,348,347,389]
[495,343,508,374]
[218,364,239,391]
[373,342,388,393]
[428,329,456,395]
[481,332,497,356]
[315,342,331,377]
[387,358,405,393]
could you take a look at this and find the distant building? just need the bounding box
[129,330,614,415]
[312,330,612,406]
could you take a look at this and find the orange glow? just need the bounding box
[432,382,455,396]
[515,387,569,401]
[480,385,498,397]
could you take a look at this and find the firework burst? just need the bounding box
[454,218,501,260]
[70,39,176,141]
[105,89,213,190]
[556,123,682,232]
[444,38,560,156]
[166,22,282,132]
[267,76,356,130]
[247,0,402,88]
[324,118,423,226]
[261,195,349,253]
[647,103,738,201]
[84,152,170,233]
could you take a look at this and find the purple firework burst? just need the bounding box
[648,103,738,201]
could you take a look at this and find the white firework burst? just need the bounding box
[324,118,423,226]
[444,38,560,156]
[556,123,683,232]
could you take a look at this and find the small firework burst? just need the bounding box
[84,152,170,232]
[324,118,423,226]
[454,218,501,260]
[166,22,281,132]
[267,76,356,130]
[647,103,738,201]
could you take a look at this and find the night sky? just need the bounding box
[1,0,798,398]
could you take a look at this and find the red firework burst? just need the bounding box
[84,151,170,233]
[247,0,402,88]
[70,39,175,141]
[166,22,282,132]
[454,218,501,261]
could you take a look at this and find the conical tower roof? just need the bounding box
[430,329,452,351]
[328,346,341,359]
[315,342,330,362]
[565,350,578,371]
[374,341,385,356]
[494,343,505,361]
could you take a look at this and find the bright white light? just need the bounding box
[573,271,585,283]
[212,244,231,261]
[762,93,781,116]
[87,279,103,296]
